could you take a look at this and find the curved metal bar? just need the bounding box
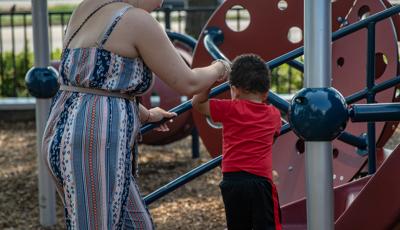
[268,92,291,112]
[332,5,400,41]
[345,76,400,104]
[349,103,400,122]
[141,100,192,134]
[166,30,197,50]
[143,6,400,141]
[372,76,400,94]
[143,118,368,206]
[203,27,230,62]
[141,4,400,208]
[267,6,400,70]
[337,132,367,150]
[203,29,290,112]
[268,47,304,69]
[144,121,292,205]
[203,28,306,73]
[140,86,290,134]
[346,89,369,104]
[280,123,292,135]
[287,60,304,72]
[144,155,222,205]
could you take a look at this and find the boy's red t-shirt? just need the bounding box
[209,99,281,180]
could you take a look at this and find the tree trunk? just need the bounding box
[185,0,219,38]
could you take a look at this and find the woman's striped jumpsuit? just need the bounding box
[42,3,154,229]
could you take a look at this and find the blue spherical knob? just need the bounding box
[25,66,59,98]
[288,87,348,141]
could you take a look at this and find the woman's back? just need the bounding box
[60,1,153,94]
[65,1,140,59]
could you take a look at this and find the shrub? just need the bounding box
[0,49,62,97]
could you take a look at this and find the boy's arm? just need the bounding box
[192,88,211,116]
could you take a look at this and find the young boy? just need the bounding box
[192,54,282,230]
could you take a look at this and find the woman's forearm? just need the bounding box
[185,62,226,95]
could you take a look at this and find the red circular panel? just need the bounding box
[192,0,399,204]
[140,47,194,145]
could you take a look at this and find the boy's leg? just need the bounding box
[251,179,282,230]
[220,179,252,230]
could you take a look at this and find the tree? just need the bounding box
[185,0,220,38]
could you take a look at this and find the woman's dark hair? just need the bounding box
[229,54,270,94]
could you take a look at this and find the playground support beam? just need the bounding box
[31,0,56,226]
[366,22,377,174]
[304,0,334,229]
[350,103,400,122]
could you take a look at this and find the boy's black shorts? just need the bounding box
[220,171,282,230]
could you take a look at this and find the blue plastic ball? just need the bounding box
[288,87,348,141]
[25,66,59,98]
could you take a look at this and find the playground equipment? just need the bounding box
[143,0,400,229]
[26,0,57,225]
[26,0,400,229]
[193,0,400,205]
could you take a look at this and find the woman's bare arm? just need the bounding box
[125,9,226,96]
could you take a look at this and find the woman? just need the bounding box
[41,0,229,229]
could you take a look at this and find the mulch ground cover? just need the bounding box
[1,122,399,229]
[0,122,226,230]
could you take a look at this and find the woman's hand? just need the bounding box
[147,107,177,132]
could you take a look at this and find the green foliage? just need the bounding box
[0,51,32,97]
[271,63,303,94]
[0,49,62,97]
[51,49,63,61]
[48,4,77,12]
[0,5,76,27]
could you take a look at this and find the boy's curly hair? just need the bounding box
[229,54,270,94]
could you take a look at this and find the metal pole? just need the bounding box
[366,22,376,174]
[10,6,17,96]
[304,0,334,229]
[164,5,172,30]
[191,127,200,159]
[31,0,56,226]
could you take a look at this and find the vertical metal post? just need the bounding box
[191,127,200,159]
[10,6,17,96]
[164,6,172,30]
[49,14,53,60]
[366,22,376,174]
[178,11,182,33]
[304,0,334,229]
[31,0,56,226]
[0,16,3,95]
[23,14,28,72]
[61,13,66,42]
[288,66,292,94]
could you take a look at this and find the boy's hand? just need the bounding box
[216,73,228,83]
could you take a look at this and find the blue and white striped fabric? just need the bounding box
[42,4,154,229]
